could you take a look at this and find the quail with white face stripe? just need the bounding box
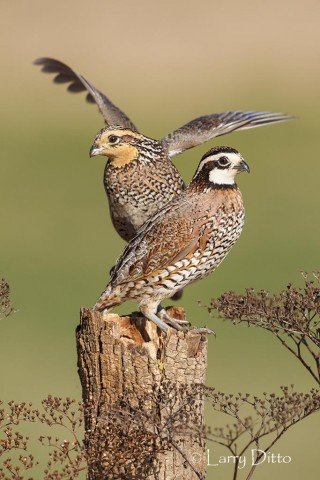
[93,146,249,332]
[35,57,291,243]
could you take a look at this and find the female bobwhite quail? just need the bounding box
[35,57,290,242]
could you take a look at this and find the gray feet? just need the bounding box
[143,311,171,331]
[141,308,211,335]
[158,308,190,331]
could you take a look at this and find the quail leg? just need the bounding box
[158,307,190,326]
[158,308,189,331]
[142,311,171,332]
[140,304,187,332]
[159,309,213,334]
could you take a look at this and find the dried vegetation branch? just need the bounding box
[2,275,320,479]
[205,272,320,479]
[209,272,320,385]
[0,280,15,320]
[0,397,85,480]
[204,385,320,479]
[83,381,205,479]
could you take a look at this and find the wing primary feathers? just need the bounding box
[34,57,137,131]
[163,110,294,157]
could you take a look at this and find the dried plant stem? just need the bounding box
[275,334,320,385]
[209,275,320,386]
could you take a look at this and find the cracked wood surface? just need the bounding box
[76,307,208,480]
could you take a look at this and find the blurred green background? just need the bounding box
[1,0,320,478]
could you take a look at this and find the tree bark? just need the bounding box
[76,307,208,480]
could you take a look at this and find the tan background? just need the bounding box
[1,1,320,478]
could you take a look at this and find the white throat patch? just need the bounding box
[209,168,235,185]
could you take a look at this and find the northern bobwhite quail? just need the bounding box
[89,126,185,241]
[34,57,291,242]
[93,145,249,332]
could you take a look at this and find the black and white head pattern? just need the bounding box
[194,146,250,186]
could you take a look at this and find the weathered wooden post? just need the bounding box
[76,306,208,479]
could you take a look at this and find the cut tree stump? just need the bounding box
[76,306,209,480]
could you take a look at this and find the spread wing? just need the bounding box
[34,57,137,131]
[163,111,293,157]
[110,194,207,286]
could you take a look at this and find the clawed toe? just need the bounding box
[158,309,189,331]
[140,307,211,334]
[189,327,215,335]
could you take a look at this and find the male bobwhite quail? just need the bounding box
[35,57,291,242]
[93,145,249,332]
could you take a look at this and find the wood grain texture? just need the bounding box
[76,307,208,479]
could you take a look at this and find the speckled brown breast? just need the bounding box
[103,184,244,306]
[103,154,185,241]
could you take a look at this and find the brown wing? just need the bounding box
[34,57,137,131]
[163,111,293,157]
[110,193,211,285]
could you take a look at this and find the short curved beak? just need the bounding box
[238,159,250,173]
[89,143,104,157]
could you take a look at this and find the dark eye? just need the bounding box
[217,156,230,167]
[108,135,119,144]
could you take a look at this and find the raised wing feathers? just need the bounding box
[34,57,137,131]
[163,111,293,157]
